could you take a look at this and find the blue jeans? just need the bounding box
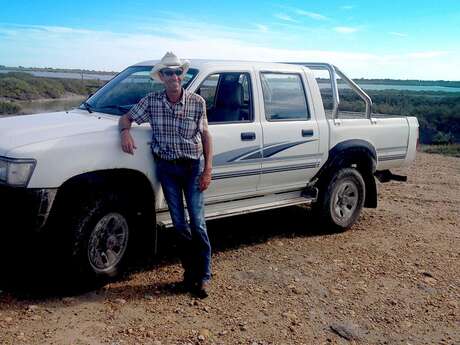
[155,158,212,283]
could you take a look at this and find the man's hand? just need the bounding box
[199,168,212,191]
[121,130,137,154]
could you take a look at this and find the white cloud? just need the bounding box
[274,13,298,22]
[334,26,359,34]
[255,24,269,32]
[390,31,408,37]
[295,10,328,21]
[406,51,447,59]
[341,5,354,10]
[0,24,458,80]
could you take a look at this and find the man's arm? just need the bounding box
[119,114,137,155]
[199,117,213,192]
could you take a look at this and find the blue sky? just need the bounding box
[0,0,459,80]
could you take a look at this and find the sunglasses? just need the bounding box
[161,69,183,77]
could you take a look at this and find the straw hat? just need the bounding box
[150,52,190,82]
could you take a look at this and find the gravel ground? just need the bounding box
[0,152,459,345]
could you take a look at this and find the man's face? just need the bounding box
[159,68,183,93]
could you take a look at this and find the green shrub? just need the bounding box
[432,131,455,145]
[0,77,40,100]
[0,72,97,100]
[0,101,21,114]
[60,79,88,94]
[28,78,66,98]
[421,144,460,158]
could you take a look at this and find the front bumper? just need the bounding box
[0,185,57,233]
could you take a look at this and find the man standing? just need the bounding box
[118,52,213,298]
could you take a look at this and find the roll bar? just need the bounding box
[286,62,373,119]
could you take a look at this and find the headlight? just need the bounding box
[0,157,36,187]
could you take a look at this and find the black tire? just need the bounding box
[66,192,133,280]
[314,168,366,231]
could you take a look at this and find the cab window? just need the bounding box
[260,72,310,121]
[197,72,252,124]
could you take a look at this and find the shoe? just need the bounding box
[174,279,196,293]
[193,281,210,299]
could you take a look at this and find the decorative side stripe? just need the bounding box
[376,146,407,153]
[213,145,260,166]
[378,154,406,161]
[212,169,261,180]
[262,153,323,162]
[213,140,318,166]
[211,162,320,180]
[261,139,317,158]
[261,162,320,174]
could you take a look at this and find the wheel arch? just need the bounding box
[314,139,378,208]
[40,169,157,279]
[49,168,156,225]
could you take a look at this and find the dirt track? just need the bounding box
[0,152,459,345]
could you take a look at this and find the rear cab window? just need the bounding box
[260,72,310,121]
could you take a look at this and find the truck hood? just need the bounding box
[0,110,116,156]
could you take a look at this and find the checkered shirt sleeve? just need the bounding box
[127,94,151,125]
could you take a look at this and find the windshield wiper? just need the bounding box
[82,101,93,113]
[96,104,132,113]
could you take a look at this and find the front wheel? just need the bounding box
[86,211,129,276]
[314,168,366,231]
[67,194,133,280]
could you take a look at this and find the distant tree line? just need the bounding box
[0,65,117,75]
[354,78,460,88]
[318,78,460,88]
[1,73,459,146]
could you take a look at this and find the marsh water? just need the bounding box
[17,96,86,115]
[0,69,115,81]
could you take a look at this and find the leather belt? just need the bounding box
[153,154,198,165]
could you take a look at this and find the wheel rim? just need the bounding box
[87,212,129,274]
[332,180,359,223]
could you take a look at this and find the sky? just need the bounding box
[0,0,459,80]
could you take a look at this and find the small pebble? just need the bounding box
[62,297,75,304]
[27,305,39,312]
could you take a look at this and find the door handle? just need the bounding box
[241,132,256,141]
[301,129,314,137]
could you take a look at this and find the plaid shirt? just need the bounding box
[128,89,207,160]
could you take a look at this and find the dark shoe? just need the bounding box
[193,281,210,299]
[173,279,196,293]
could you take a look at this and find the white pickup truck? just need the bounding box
[0,60,419,279]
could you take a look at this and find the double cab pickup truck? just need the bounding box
[0,60,419,279]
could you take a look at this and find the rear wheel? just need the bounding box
[314,168,365,231]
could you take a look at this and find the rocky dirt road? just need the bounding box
[0,152,459,345]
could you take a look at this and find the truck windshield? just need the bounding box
[79,66,198,115]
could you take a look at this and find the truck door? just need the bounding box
[194,71,262,202]
[257,71,322,191]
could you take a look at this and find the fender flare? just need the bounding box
[314,140,378,208]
